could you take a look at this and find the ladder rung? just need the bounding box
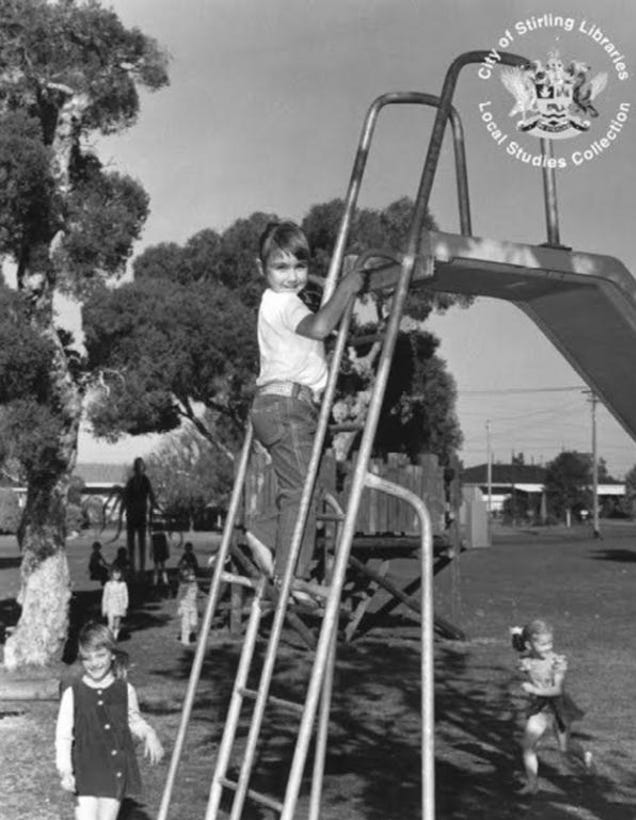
[290,578,330,598]
[316,511,345,522]
[240,687,304,713]
[219,571,260,590]
[218,777,284,812]
[347,332,382,347]
[329,422,364,433]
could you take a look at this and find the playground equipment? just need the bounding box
[157,50,636,819]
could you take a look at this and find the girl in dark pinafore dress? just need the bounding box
[56,622,164,820]
[511,619,593,794]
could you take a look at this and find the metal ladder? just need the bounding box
[156,54,510,817]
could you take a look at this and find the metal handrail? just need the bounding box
[322,90,473,303]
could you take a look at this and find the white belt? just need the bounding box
[256,381,316,405]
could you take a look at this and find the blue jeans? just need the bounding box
[249,394,319,580]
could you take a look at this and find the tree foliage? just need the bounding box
[0,0,169,480]
[0,487,21,534]
[302,197,472,321]
[625,464,636,498]
[84,271,259,456]
[84,212,274,457]
[337,325,462,464]
[544,451,592,518]
[0,283,63,477]
[306,197,466,464]
[145,422,234,525]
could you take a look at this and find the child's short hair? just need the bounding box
[110,564,123,579]
[258,221,310,267]
[511,619,553,652]
[184,541,193,551]
[92,541,102,550]
[77,621,129,678]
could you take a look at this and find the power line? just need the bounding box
[459,386,584,396]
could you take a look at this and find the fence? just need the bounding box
[244,449,447,537]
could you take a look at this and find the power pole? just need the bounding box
[486,419,493,519]
[586,391,601,538]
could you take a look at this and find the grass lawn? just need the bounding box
[1,523,636,819]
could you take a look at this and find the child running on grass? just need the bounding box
[56,621,164,820]
[247,220,364,591]
[511,619,593,794]
[101,565,128,641]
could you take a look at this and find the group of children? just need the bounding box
[54,544,203,817]
[55,614,593,817]
[90,539,202,646]
[54,222,595,816]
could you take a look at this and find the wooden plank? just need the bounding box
[344,559,389,642]
[229,557,243,636]
[0,677,60,700]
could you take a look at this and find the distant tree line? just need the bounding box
[501,450,630,525]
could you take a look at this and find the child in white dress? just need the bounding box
[176,566,200,645]
[101,565,129,641]
[511,619,593,793]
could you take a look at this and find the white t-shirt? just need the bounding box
[256,289,327,394]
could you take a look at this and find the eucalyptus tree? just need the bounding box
[0,0,168,668]
[83,214,270,461]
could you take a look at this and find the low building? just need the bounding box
[73,462,128,500]
[461,463,625,517]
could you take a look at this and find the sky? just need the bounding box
[70,0,636,477]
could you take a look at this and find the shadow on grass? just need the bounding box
[0,597,21,641]
[589,548,636,563]
[120,798,153,819]
[0,556,21,570]
[154,636,636,820]
[61,585,175,663]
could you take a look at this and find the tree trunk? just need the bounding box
[4,491,72,669]
[3,79,90,670]
[4,359,81,669]
[4,438,76,666]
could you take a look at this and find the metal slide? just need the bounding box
[361,229,636,443]
[359,48,636,445]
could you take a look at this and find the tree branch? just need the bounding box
[178,396,236,463]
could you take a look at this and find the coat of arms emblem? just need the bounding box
[501,51,608,139]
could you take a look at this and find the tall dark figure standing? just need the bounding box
[123,458,157,577]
